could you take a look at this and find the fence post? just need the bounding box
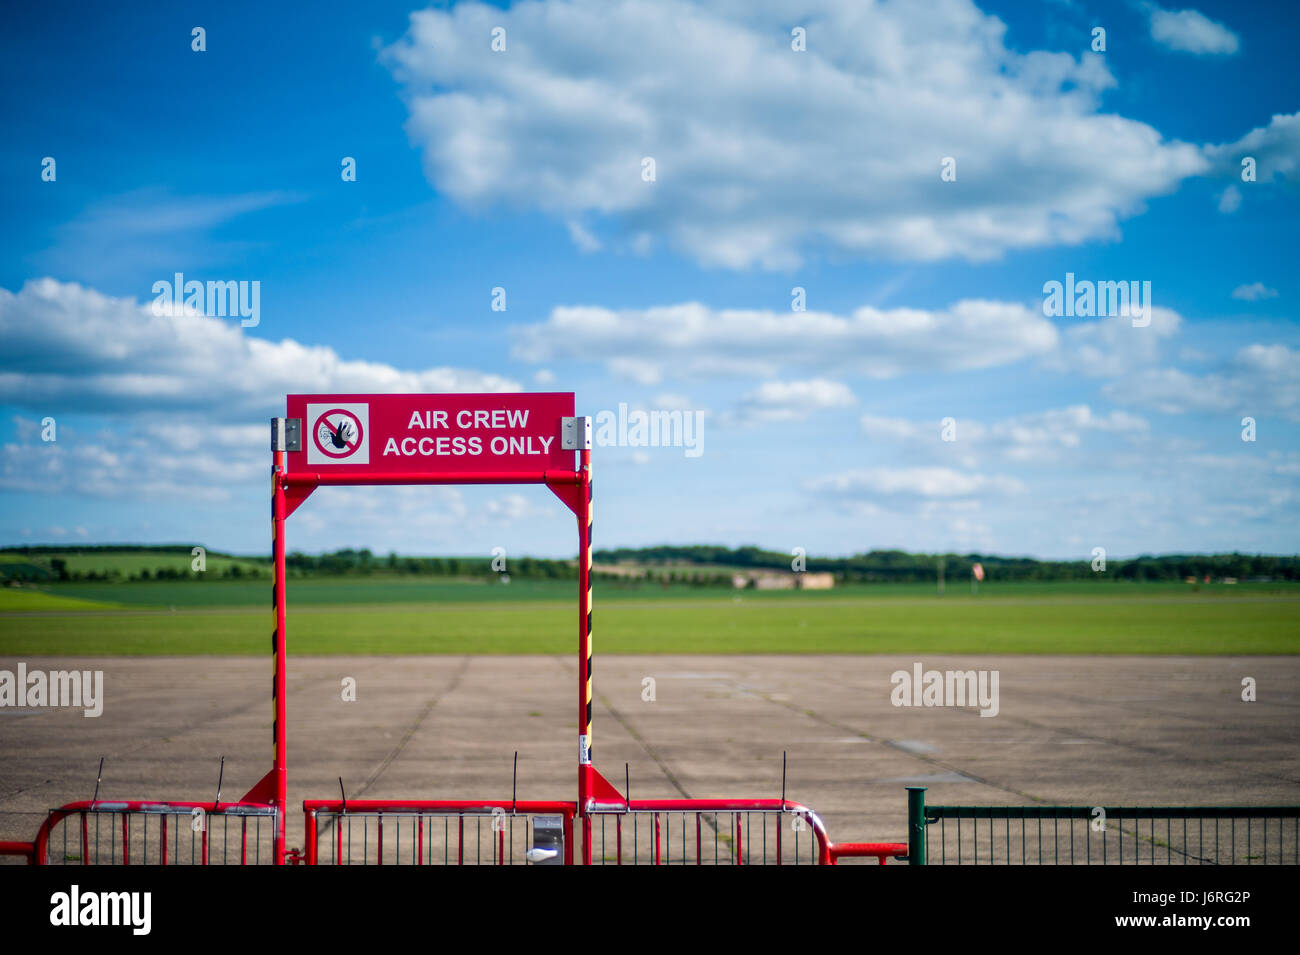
[907,787,927,866]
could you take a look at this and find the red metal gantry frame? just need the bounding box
[263,434,601,863]
[10,400,904,865]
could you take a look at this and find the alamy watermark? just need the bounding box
[890,662,999,717]
[593,403,705,458]
[1042,272,1151,327]
[50,885,150,935]
[1,664,103,717]
[151,272,260,327]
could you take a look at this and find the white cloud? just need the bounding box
[728,378,855,424]
[1103,344,1300,420]
[383,0,1207,268]
[652,393,693,410]
[1232,282,1279,302]
[1217,184,1241,213]
[513,299,1058,381]
[858,415,926,442]
[860,405,1149,465]
[484,492,549,522]
[1203,112,1300,185]
[0,278,520,415]
[1147,5,1240,55]
[606,357,663,385]
[991,406,1148,461]
[38,188,304,282]
[291,484,470,543]
[0,278,521,505]
[1055,307,1182,377]
[807,466,1025,499]
[565,220,603,253]
[0,418,261,502]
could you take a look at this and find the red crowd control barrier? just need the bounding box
[302,800,577,865]
[828,842,909,865]
[586,800,832,865]
[32,801,277,866]
[302,798,867,865]
[0,841,35,864]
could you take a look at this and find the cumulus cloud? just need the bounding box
[1103,344,1300,420]
[0,278,521,503]
[1203,112,1300,185]
[0,417,262,501]
[382,0,1206,268]
[1055,307,1183,377]
[860,405,1149,465]
[1146,5,1240,55]
[726,378,856,424]
[1232,282,1279,302]
[512,299,1058,382]
[807,466,1025,499]
[0,278,521,415]
[485,492,544,521]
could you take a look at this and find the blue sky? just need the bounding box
[0,0,1297,559]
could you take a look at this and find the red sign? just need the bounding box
[286,393,575,475]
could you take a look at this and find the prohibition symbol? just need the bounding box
[312,408,364,459]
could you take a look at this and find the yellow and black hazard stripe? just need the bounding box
[584,471,593,761]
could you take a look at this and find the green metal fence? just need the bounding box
[906,787,1300,865]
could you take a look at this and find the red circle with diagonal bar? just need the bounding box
[312,408,364,459]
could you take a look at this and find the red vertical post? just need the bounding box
[577,444,593,863]
[271,448,288,864]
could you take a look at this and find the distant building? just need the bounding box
[732,571,834,590]
[798,572,835,590]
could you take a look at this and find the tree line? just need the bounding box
[3,545,1297,585]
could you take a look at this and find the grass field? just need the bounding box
[0,578,1296,655]
[0,589,123,613]
[23,575,1300,607]
[0,549,267,579]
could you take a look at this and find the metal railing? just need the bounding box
[906,788,1300,865]
[586,799,842,865]
[303,800,577,865]
[588,808,816,865]
[30,800,278,865]
[300,797,899,864]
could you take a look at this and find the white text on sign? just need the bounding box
[382,407,555,458]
